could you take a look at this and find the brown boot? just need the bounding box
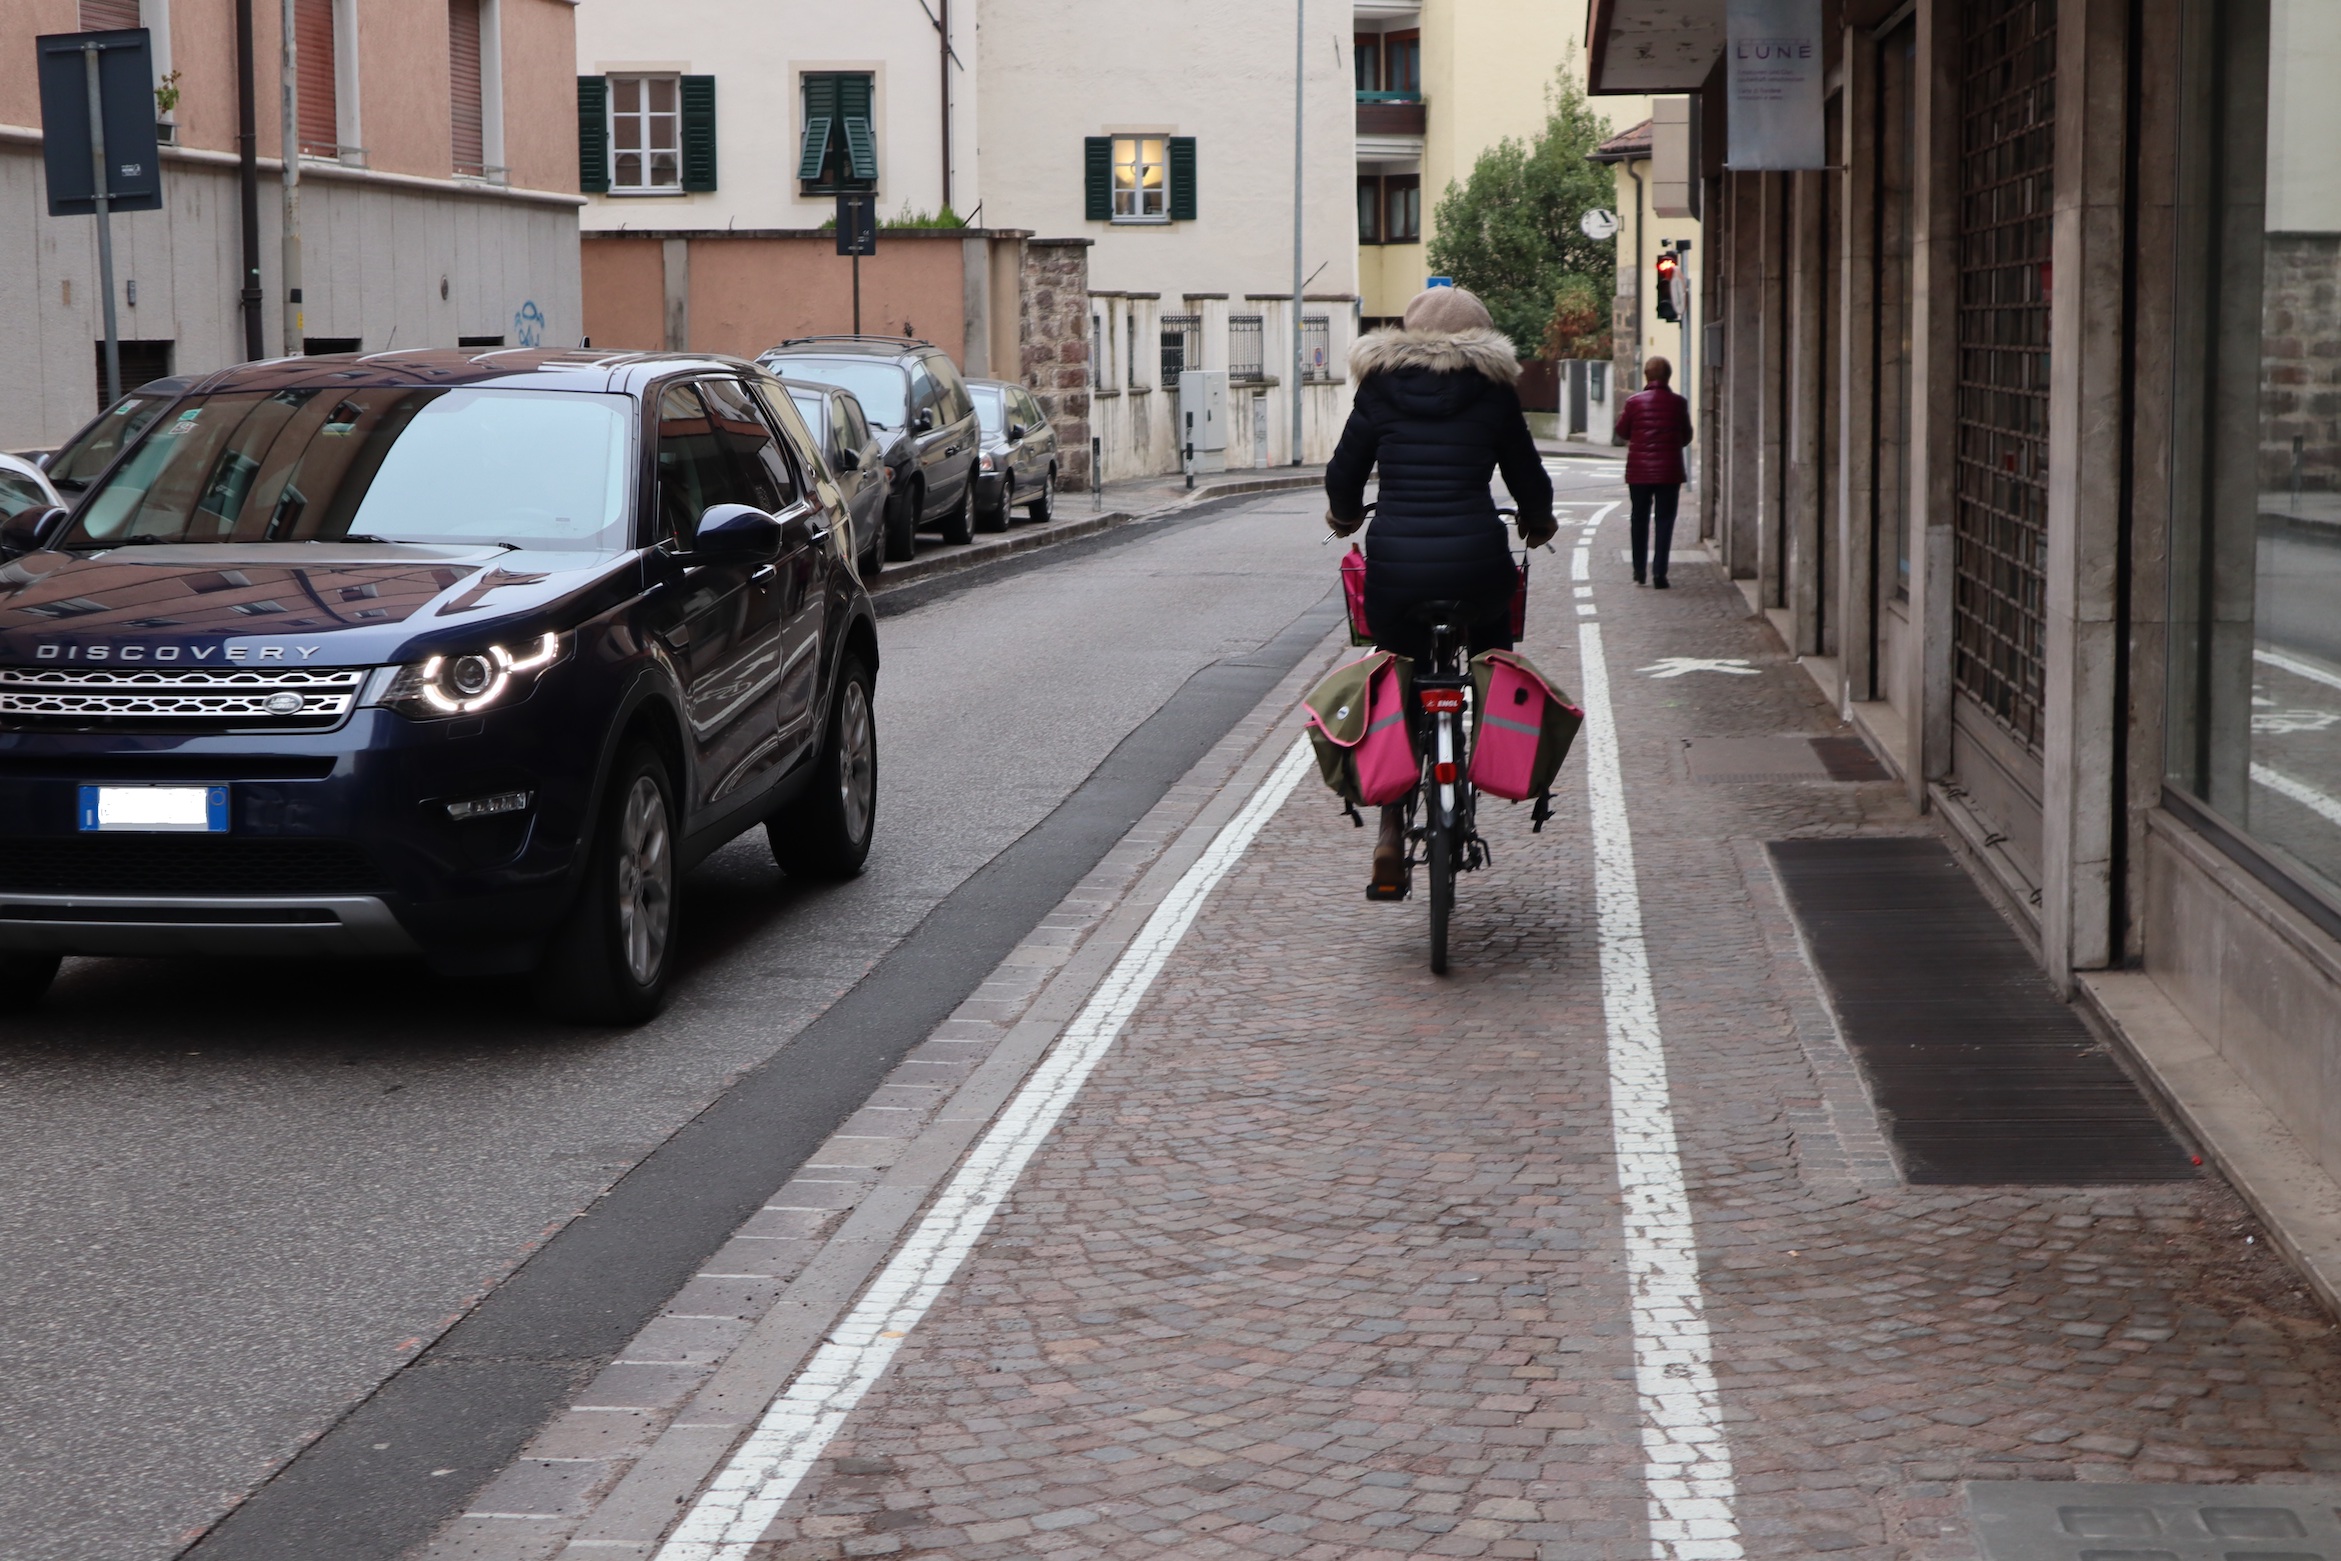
[1369,804,1408,899]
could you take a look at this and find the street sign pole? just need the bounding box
[836,192,876,334]
[82,42,120,406]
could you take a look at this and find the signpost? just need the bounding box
[836,192,877,334]
[38,28,162,407]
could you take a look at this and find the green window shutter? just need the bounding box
[1084,136,1113,222]
[1168,136,1197,221]
[798,116,833,182]
[577,76,609,194]
[843,117,878,181]
[680,75,717,192]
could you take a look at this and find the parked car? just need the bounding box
[777,377,889,580]
[967,379,1060,531]
[0,453,64,529]
[756,337,980,560]
[40,375,192,493]
[0,349,879,1024]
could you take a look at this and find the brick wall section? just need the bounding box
[2262,235,2341,496]
[1019,239,1094,485]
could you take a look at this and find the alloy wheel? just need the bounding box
[836,679,875,844]
[615,774,673,986]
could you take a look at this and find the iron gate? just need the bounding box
[1953,0,2056,750]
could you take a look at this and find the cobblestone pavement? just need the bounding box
[653,487,2341,1560]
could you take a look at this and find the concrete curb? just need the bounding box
[2076,969,2341,1325]
[866,473,1324,601]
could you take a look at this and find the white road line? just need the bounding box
[654,739,1319,1561]
[2253,761,2341,828]
[1577,618,1745,1561]
[2256,646,2341,696]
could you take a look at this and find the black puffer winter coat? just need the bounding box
[1324,327,1553,615]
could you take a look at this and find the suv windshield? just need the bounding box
[63,387,635,552]
[47,392,176,492]
[766,358,907,428]
[971,386,1005,435]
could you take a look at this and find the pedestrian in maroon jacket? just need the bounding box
[1614,356,1694,588]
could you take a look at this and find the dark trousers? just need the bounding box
[1629,483,1681,583]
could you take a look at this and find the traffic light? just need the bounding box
[1654,250,1681,324]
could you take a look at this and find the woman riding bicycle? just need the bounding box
[1324,284,1557,895]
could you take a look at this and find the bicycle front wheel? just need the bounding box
[1426,798,1452,974]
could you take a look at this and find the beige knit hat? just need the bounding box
[1401,285,1494,335]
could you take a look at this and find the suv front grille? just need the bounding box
[0,837,388,897]
[0,666,365,730]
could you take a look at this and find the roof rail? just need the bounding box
[772,334,936,350]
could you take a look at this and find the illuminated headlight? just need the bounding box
[979,452,996,472]
[372,632,568,719]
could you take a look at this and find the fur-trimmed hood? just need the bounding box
[1349,326,1521,385]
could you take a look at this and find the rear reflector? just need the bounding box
[1434,761,1457,783]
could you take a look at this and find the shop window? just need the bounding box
[2166,0,2341,906]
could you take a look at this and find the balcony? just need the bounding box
[1356,91,1425,137]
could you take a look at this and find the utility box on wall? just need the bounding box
[1179,369,1228,473]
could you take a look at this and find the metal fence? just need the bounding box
[1228,315,1264,380]
[1302,316,1331,381]
[1160,314,1201,385]
[1951,0,2056,751]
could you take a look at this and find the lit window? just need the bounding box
[1113,136,1168,223]
[611,75,680,192]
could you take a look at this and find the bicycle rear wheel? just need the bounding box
[1426,795,1452,974]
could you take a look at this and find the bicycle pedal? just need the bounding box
[1365,880,1410,902]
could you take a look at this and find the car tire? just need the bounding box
[937,481,974,546]
[768,655,876,881]
[884,487,917,562]
[533,743,680,1025]
[977,475,1012,534]
[0,952,62,1013]
[1026,469,1055,524]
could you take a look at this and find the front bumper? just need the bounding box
[0,893,420,958]
[974,468,1007,508]
[0,682,609,972]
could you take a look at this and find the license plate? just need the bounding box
[78,784,229,833]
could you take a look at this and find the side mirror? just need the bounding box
[688,503,782,563]
[1007,423,1028,442]
[0,505,69,558]
[914,408,935,434]
[833,446,860,471]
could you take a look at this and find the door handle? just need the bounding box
[752,564,777,582]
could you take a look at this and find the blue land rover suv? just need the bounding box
[0,349,880,1023]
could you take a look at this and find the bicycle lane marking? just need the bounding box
[1577,503,1746,1561]
[653,737,1320,1561]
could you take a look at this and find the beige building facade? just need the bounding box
[1588,0,2341,1292]
[0,0,584,451]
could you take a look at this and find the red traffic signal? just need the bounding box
[1655,251,1681,323]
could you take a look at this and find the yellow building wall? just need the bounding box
[1358,0,1653,322]
[1610,153,1703,382]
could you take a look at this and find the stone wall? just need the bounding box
[2263,234,2341,497]
[1019,239,1094,486]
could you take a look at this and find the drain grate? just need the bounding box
[1769,836,2196,1184]
[1685,735,1895,784]
[1968,1479,2341,1560]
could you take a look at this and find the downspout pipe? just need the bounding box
[236,0,263,359]
[1626,161,1645,379]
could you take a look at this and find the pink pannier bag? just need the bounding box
[1342,544,1372,645]
[1301,652,1419,808]
[1468,649,1583,804]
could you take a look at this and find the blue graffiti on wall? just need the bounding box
[513,300,546,348]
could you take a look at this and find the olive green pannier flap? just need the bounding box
[1301,651,1413,806]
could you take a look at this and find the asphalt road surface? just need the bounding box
[0,463,1615,1561]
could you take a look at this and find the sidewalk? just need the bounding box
[430,486,2341,1561]
[868,466,1328,601]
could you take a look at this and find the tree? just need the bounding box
[1542,274,1612,363]
[1424,65,1616,354]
